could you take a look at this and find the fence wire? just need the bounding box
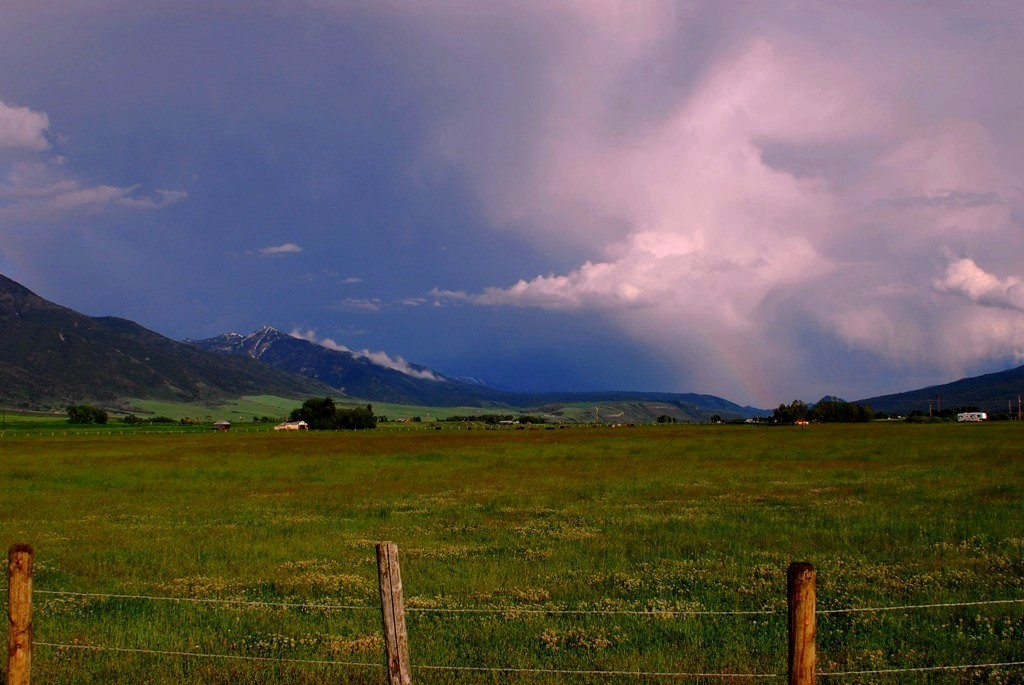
[34,642,1024,680]
[34,641,381,670]
[818,597,1024,615]
[36,641,779,679]
[20,588,1024,681]
[818,661,1024,677]
[34,589,374,613]
[29,587,1024,618]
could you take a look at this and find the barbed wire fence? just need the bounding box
[6,544,1024,683]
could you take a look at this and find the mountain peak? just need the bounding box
[0,273,35,296]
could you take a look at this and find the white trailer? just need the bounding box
[956,412,987,422]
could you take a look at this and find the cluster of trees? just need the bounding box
[288,397,376,430]
[66,404,108,424]
[773,399,874,424]
[122,415,176,425]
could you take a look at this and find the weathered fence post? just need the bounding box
[376,542,411,685]
[787,562,816,685]
[8,544,34,685]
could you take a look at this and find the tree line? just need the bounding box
[773,399,874,424]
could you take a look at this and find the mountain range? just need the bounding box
[186,326,766,419]
[0,273,762,418]
[5,270,1024,418]
[185,327,492,406]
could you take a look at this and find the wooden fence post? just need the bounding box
[8,544,34,685]
[376,542,411,685]
[787,562,816,685]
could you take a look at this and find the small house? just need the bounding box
[274,421,309,431]
[213,420,231,431]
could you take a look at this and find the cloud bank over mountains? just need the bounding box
[290,328,442,382]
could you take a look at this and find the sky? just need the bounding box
[1,1,1023,408]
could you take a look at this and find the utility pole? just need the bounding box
[927,399,933,418]
[936,394,941,415]
[1018,394,1022,422]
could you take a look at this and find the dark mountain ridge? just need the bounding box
[857,365,1024,415]
[188,327,768,418]
[0,273,332,409]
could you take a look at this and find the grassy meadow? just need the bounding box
[0,422,1022,683]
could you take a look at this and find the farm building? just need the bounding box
[274,421,309,431]
[212,421,231,431]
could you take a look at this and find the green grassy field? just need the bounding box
[1,423,1022,683]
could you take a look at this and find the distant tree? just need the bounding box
[773,400,809,424]
[656,415,676,424]
[122,414,145,425]
[810,400,874,423]
[518,415,546,425]
[336,404,376,430]
[710,414,722,424]
[67,404,108,424]
[289,396,339,430]
[289,398,376,430]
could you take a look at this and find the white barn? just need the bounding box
[274,421,309,431]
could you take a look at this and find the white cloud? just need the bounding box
[934,258,1024,313]
[0,100,49,151]
[327,298,383,312]
[0,101,186,225]
[290,328,443,381]
[257,242,303,256]
[0,162,187,221]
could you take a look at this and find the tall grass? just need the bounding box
[1,423,1022,683]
